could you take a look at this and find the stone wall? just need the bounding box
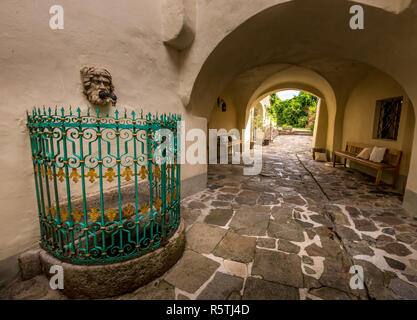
[342,69,415,188]
[0,0,205,261]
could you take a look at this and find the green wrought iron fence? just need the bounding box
[26,107,181,264]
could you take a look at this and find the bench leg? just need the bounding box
[392,169,400,188]
[343,158,347,168]
[376,169,383,185]
[332,153,336,167]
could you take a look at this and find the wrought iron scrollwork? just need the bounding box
[27,107,181,264]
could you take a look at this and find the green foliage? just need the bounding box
[268,92,318,129]
[306,104,317,132]
[253,109,263,129]
[254,112,264,130]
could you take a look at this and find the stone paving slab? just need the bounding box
[268,220,305,242]
[223,260,248,278]
[278,239,300,254]
[204,208,234,226]
[0,275,66,300]
[271,205,293,222]
[229,206,270,236]
[118,280,175,300]
[352,259,397,300]
[197,272,243,300]
[243,277,299,300]
[164,250,220,293]
[252,249,303,288]
[181,207,202,229]
[186,223,227,254]
[309,287,352,300]
[257,238,276,249]
[389,278,417,299]
[213,231,256,263]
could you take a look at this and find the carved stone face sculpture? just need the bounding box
[80,67,115,107]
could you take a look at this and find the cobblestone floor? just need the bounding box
[2,135,417,300]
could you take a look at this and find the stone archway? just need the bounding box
[240,65,336,154]
[246,89,324,154]
[184,0,417,214]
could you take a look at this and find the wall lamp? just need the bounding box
[217,97,227,112]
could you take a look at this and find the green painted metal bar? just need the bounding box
[40,132,52,221]
[146,113,154,247]
[77,107,90,256]
[28,119,46,246]
[175,116,181,225]
[171,118,177,226]
[115,110,124,255]
[96,109,106,258]
[34,129,47,240]
[38,115,55,246]
[46,119,64,252]
[60,108,76,258]
[132,110,140,249]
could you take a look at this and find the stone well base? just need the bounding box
[39,219,185,299]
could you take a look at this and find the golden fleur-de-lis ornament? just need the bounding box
[154,198,162,211]
[57,168,66,182]
[46,167,53,181]
[140,203,150,216]
[48,206,57,218]
[88,208,101,222]
[139,166,148,180]
[71,208,83,223]
[104,207,118,221]
[121,167,134,182]
[86,168,98,183]
[60,207,69,221]
[123,204,135,218]
[69,168,81,183]
[40,166,45,178]
[104,168,116,182]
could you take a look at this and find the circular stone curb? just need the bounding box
[39,219,185,299]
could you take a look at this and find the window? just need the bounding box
[373,97,403,141]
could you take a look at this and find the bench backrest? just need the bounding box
[345,141,402,167]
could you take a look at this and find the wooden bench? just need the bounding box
[332,142,402,187]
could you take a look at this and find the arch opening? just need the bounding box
[188,0,417,213]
